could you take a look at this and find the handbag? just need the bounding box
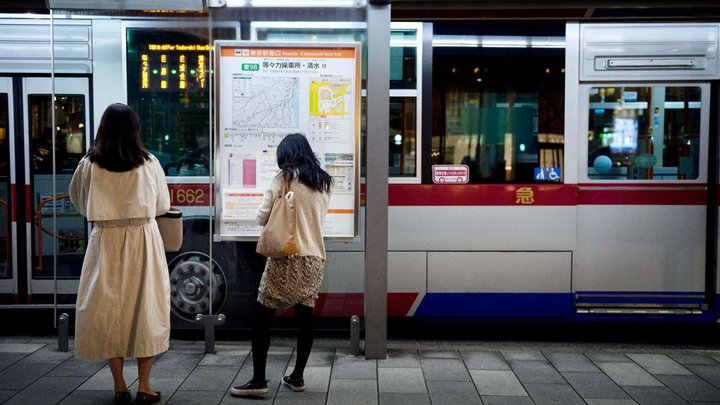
[156,207,183,252]
[256,181,299,258]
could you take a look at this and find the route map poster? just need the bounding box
[214,41,361,240]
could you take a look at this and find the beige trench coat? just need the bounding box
[69,155,171,360]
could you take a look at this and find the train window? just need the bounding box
[28,95,86,174]
[359,96,419,178]
[587,85,702,180]
[390,29,418,90]
[28,93,87,280]
[433,44,565,183]
[126,26,237,177]
[0,93,8,278]
[390,97,417,176]
[389,24,421,182]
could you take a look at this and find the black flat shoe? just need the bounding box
[110,391,131,405]
[230,379,269,396]
[282,375,305,392]
[136,391,161,404]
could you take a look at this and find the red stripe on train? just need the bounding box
[389,184,576,206]
[276,292,418,317]
[167,182,710,207]
[388,183,707,206]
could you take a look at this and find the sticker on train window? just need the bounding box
[534,167,561,182]
[432,165,469,184]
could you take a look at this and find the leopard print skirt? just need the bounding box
[257,255,325,309]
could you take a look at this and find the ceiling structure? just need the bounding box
[2,0,720,21]
[390,0,720,21]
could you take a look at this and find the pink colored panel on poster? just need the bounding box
[243,159,256,187]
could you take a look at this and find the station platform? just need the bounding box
[1,336,720,404]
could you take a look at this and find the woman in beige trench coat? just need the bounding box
[69,103,170,405]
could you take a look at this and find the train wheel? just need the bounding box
[168,252,227,322]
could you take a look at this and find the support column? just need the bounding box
[364,0,390,359]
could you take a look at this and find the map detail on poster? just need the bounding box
[232,76,299,128]
[215,42,361,240]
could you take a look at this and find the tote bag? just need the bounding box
[256,182,299,258]
[156,207,183,252]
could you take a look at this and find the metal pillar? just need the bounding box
[364,0,390,359]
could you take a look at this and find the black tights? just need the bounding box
[251,301,314,382]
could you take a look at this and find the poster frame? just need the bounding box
[213,40,361,242]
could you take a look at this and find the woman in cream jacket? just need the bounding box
[69,103,169,405]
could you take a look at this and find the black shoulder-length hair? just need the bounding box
[277,133,333,193]
[86,103,150,172]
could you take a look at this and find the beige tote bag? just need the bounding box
[256,182,299,258]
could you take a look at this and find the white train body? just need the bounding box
[0,12,718,327]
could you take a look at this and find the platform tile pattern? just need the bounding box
[1,337,720,404]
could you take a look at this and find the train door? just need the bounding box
[571,23,718,317]
[0,15,93,312]
[25,77,90,304]
[0,76,90,305]
[0,77,16,303]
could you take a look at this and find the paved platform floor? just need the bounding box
[1,336,720,404]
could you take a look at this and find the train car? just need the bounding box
[0,1,718,331]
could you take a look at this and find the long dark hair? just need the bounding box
[86,103,150,172]
[277,133,333,193]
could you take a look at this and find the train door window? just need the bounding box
[29,95,86,174]
[0,93,9,278]
[28,93,87,279]
[251,22,423,182]
[433,34,565,183]
[125,25,238,178]
[587,85,705,181]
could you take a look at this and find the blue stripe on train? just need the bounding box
[413,293,720,322]
[413,292,573,318]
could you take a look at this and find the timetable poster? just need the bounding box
[215,41,361,240]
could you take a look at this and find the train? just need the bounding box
[0,1,718,331]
